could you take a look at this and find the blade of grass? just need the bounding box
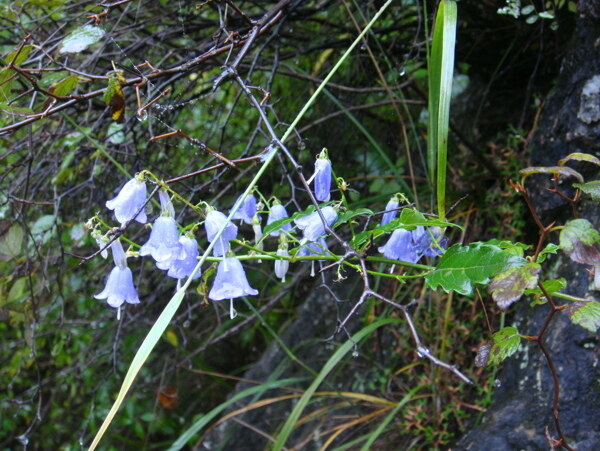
[272,317,401,451]
[167,377,308,450]
[427,0,457,221]
[359,385,423,451]
[88,1,394,448]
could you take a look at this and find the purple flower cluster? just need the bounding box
[378,226,447,263]
[98,155,343,314]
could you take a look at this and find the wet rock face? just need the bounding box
[458,4,600,450]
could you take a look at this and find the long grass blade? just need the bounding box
[168,377,308,450]
[272,318,401,451]
[359,385,423,451]
[427,1,457,221]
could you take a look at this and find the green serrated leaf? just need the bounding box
[519,166,584,183]
[3,44,34,66]
[573,181,600,203]
[558,152,600,167]
[489,326,521,365]
[559,219,600,265]
[0,225,24,261]
[59,25,105,54]
[485,239,531,258]
[568,300,600,332]
[489,262,540,310]
[425,242,526,295]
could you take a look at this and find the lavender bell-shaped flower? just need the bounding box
[139,191,183,263]
[312,149,332,202]
[294,206,338,242]
[266,201,292,237]
[378,228,419,263]
[205,209,238,257]
[94,240,139,315]
[381,194,400,226]
[231,193,257,225]
[413,226,447,257]
[105,176,148,225]
[209,257,258,319]
[158,235,201,280]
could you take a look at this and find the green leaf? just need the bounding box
[3,44,33,65]
[559,218,600,265]
[0,225,24,261]
[568,301,600,333]
[427,0,457,222]
[558,152,600,167]
[519,165,584,183]
[0,68,16,101]
[524,278,567,301]
[488,262,540,310]
[573,181,600,202]
[59,25,105,54]
[425,242,526,295]
[0,102,33,116]
[537,243,560,263]
[51,150,76,185]
[485,239,531,258]
[333,208,373,227]
[51,75,79,96]
[39,71,70,88]
[488,326,521,365]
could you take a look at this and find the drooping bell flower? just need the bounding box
[231,193,257,225]
[412,226,447,257]
[94,240,139,314]
[205,209,238,257]
[266,201,292,237]
[381,194,401,226]
[312,150,332,202]
[140,216,183,263]
[209,256,258,319]
[140,191,183,263]
[294,206,338,242]
[105,176,148,225]
[157,235,201,280]
[378,228,419,263]
[274,242,289,282]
